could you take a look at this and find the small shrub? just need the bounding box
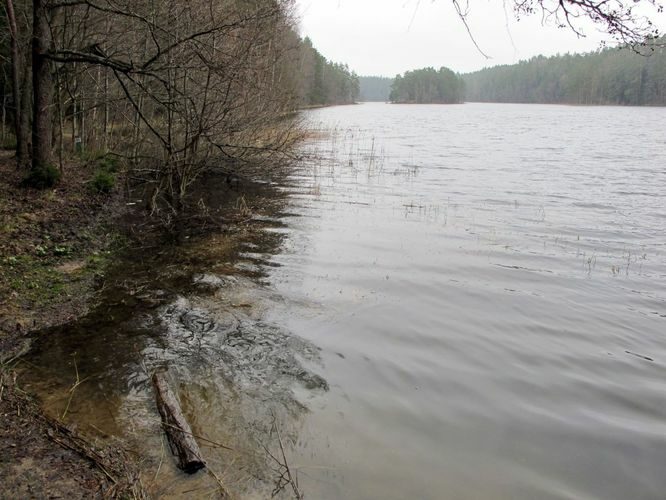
[92,170,115,193]
[98,155,119,173]
[22,164,61,189]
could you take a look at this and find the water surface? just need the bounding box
[23,102,666,499]
[266,102,666,499]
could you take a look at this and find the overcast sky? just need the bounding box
[295,0,665,76]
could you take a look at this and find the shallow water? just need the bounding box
[22,102,666,499]
[21,180,330,498]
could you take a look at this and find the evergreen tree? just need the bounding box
[463,39,666,106]
[390,67,464,104]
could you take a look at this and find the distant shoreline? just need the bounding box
[355,100,666,108]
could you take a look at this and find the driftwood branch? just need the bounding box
[152,371,205,474]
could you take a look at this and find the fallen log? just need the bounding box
[152,372,205,474]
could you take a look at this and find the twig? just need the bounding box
[153,434,166,483]
[159,421,235,451]
[48,433,118,484]
[274,421,302,500]
[206,466,231,499]
[267,410,303,499]
[62,354,93,419]
[452,0,491,59]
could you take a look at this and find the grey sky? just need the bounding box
[295,0,666,76]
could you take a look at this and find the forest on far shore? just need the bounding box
[464,39,666,106]
[359,39,666,106]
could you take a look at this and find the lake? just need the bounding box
[22,102,666,499]
[267,102,666,499]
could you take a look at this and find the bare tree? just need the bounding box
[450,0,663,58]
[511,0,663,46]
[4,0,29,167]
[29,0,302,227]
[31,0,52,176]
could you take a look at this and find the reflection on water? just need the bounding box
[20,102,666,499]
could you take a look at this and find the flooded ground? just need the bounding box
[21,102,666,499]
[20,176,329,498]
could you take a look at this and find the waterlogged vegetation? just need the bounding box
[15,170,334,498]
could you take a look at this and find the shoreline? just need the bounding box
[0,152,295,497]
[0,150,147,497]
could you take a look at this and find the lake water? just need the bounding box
[22,102,666,499]
[266,102,666,499]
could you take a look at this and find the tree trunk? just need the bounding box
[55,69,64,171]
[80,97,85,153]
[1,93,6,145]
[102,18,110,152]
[152,372,205,474]
[5,0,30,167]
[103,68,109,151]
[71,86,77,152]
[31,0,53,174]
[19,53,32,156]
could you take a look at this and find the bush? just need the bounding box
[98,155,119,173]
[21,164,61,189]
[92,170,115,193]
[90,154,120,194]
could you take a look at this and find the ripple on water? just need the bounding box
[267,103,666,499]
